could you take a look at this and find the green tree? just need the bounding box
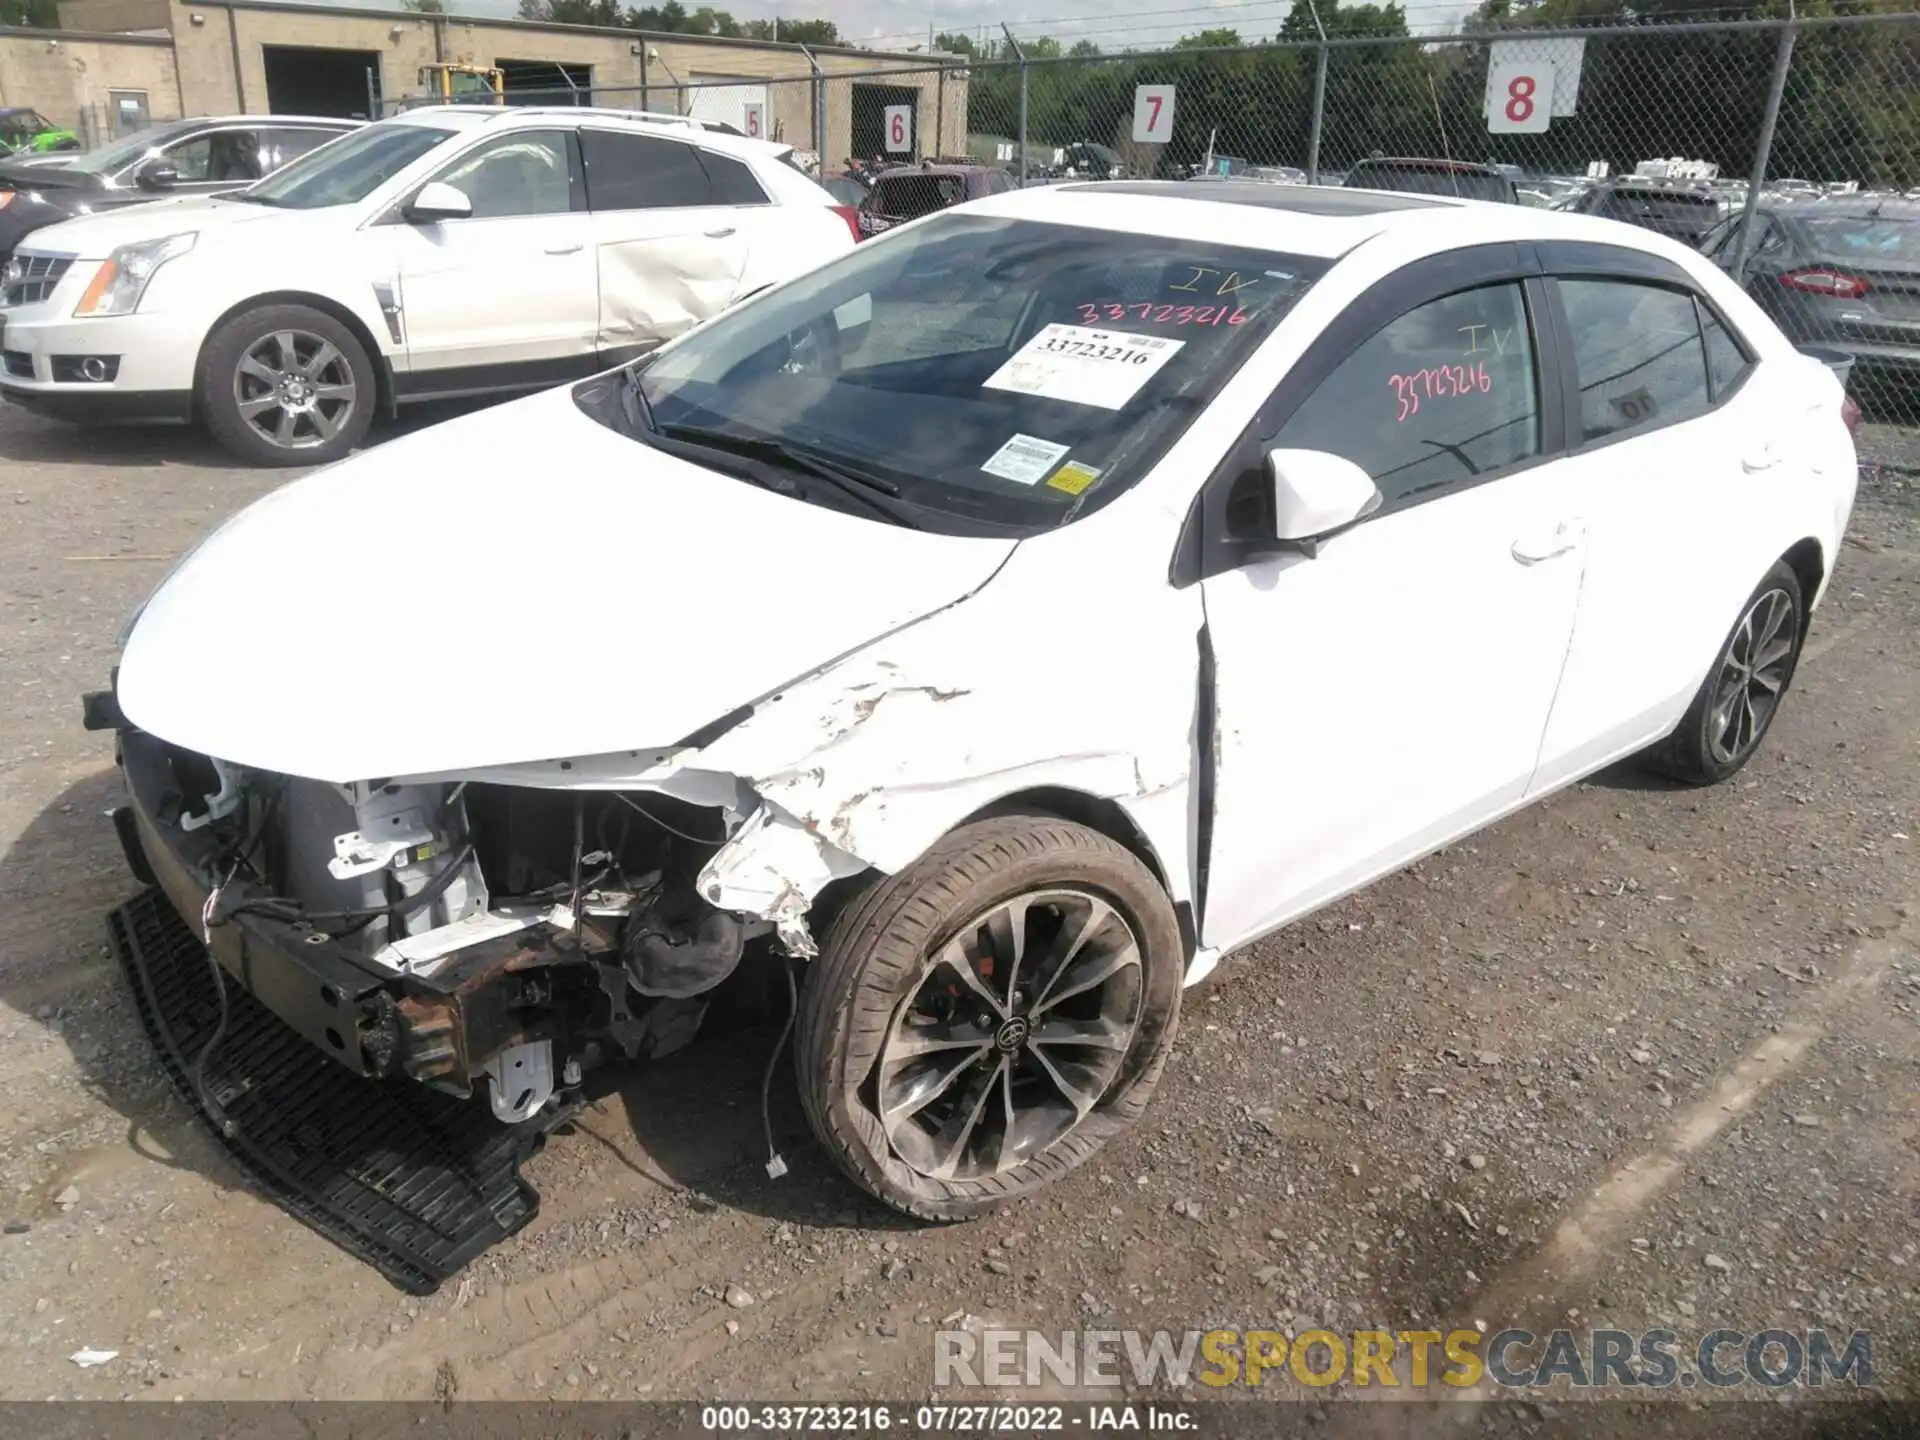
[1,0,61,19]
[402,0,445,11]
[519,0,623,23]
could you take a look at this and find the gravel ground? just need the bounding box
[0,402,1915,1431]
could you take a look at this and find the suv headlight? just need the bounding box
[73,231,196,317]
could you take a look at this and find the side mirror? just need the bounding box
[406,181,473,223]
[135,160,179,191]
[1268,448,1382,553]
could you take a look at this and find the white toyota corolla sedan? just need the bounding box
[90,179,1858,1255]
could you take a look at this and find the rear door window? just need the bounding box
[1557,279,1711,442]
[1698,304,1752,400]
[579,129,711,210]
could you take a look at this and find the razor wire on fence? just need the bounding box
[382,11,1920,413]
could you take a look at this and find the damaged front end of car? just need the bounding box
[85,672,880,1290]
[94,693,866,1122]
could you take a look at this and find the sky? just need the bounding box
[410,0,1486,54]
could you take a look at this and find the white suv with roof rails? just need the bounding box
[0,106,859,463]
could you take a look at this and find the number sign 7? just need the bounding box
[1132,85,1175,144]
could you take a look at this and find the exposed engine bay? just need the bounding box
[119,730,836,1127]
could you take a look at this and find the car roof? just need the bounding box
[1349,156,1503,175]
[1087,179,1440,217]
[962,179,1710,263]
[184,114,361,127]
[876,164,988,178]
[387,104,791,159]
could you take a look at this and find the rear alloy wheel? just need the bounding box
[797,817,1182,1220]
[199,304,374,466]
[1643,560,1805,785]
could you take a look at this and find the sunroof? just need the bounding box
[1062,179,1445,215]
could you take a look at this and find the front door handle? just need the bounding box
[704,227,737,239]
[544,242,584,255]
[1743,442,1781,473]
[1511,519,1585,565]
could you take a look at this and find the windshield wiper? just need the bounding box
[219,191,278,206]
[653,422,921,529]
[621,367,658,434]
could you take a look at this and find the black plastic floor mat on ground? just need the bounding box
[108,887,552,1294]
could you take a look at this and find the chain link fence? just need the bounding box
[377,12,1920,413]
[956,11,1920,414]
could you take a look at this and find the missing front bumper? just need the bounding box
[107,887,567,1294]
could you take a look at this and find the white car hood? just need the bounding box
[116,385,1017,782]
[26,194,308,258]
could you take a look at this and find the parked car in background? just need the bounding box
[820,169,870,208]
[856,161,1015,237]
[92,179,1855,1259]
[0,108,80,158]
[1342,157,1518,204]
[0,116,359,265]
[1563,177,1724,247]
[1700,198,1920,390]
[0,107,859,463]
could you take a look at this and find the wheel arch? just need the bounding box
[193,292,396,420]
[955,786,1196,961]
[1780,536,1826,636]
[802,784,1196,966]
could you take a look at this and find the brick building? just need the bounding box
[0,1,967,164]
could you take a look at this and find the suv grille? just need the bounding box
[3,253,74,308]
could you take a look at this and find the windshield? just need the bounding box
[0,112,42,142]
[58,118,201,176]
[611,213,1325,535]
[237,122,453,209]
[1348,164,1511,203]
[1801,213,1920,264]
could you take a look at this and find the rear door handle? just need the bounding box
[1511,519,1585,565]
[544,242,584,255]
[704,227,737,239]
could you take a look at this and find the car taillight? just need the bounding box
[1780,267,1871,299]
[830,205,862,242]
[1841,393,1862,436]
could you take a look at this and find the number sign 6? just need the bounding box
[883,104,912,154]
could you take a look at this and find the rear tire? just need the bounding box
[795,816,1183,1221]
[1642,560,1804,786]
[198,304,374,467]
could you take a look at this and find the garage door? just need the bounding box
[687,76,771,140]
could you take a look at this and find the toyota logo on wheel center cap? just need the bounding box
[993,1016,1030,1053]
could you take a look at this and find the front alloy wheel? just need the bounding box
[877,889,1144,1182]
[797,816,1183,1220]
[199,302,375,467]
[233,329,358,452]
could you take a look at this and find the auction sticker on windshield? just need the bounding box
[984,324,1184,411]
[981,433,1073,484]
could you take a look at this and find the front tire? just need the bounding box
[198,304,374,467]
[795,816,1183,1220]
[1643,560,1805,786]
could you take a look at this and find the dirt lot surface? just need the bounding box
[1,401,1916,1427]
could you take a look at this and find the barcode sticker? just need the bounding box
[980,433,1073,485]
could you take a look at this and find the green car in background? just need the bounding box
[0,108,80,157]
